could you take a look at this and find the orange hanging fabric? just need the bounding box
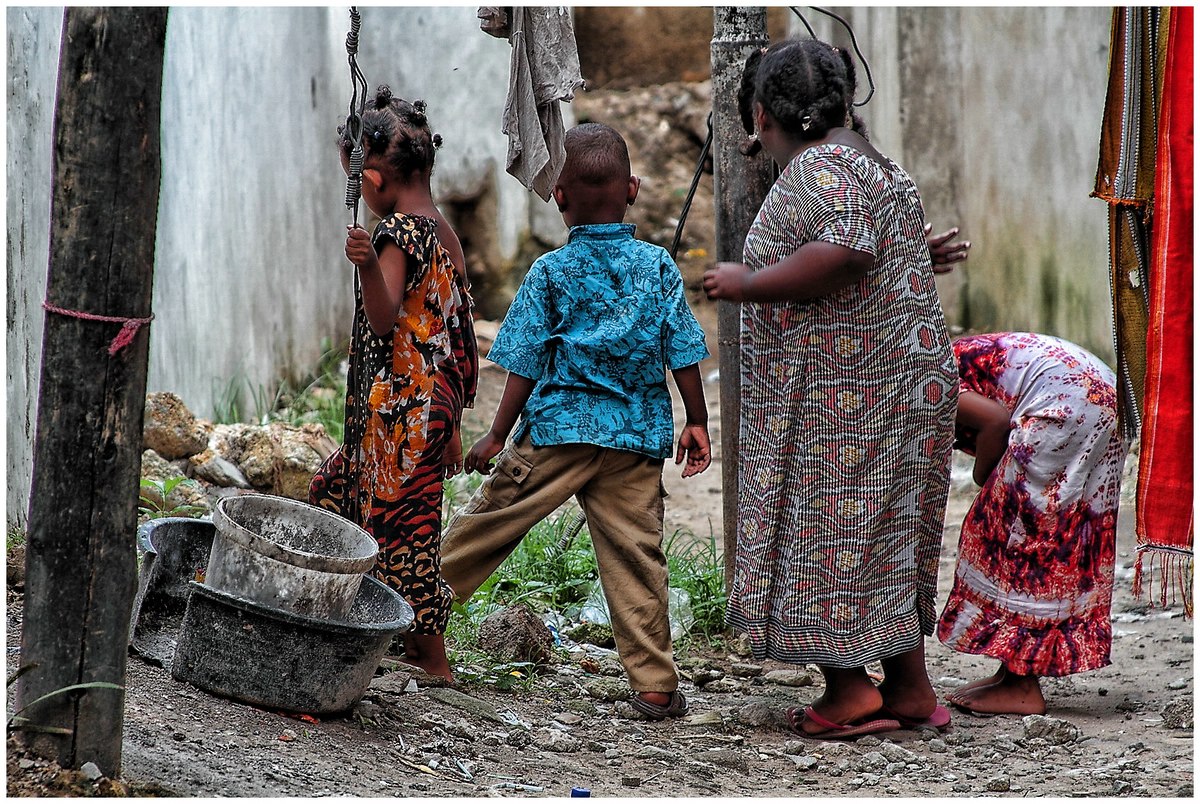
[1092,7,1169,438]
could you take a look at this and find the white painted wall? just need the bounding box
[6,6,562,527]
[6,6,63,530]
[796,7,1114,359]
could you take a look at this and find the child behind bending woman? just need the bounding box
[430,122,712,714]
[310,85,477,682]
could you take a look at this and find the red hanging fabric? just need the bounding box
[1134,6,1194,614]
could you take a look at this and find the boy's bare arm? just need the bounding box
[671,363,711,477]
[465,372,536,474]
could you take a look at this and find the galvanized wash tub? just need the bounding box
[170,574,413,714]
[208,494,377,620]
[130,517,215,667]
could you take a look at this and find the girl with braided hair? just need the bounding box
[705,38,957,739]
[310,85,477,683]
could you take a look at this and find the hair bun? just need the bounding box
[374,84,393,110]
[432,132,443,149]
[413,99,428,115]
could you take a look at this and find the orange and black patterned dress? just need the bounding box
[310,212,477,633]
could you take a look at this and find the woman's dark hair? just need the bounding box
[753,38,867,140]
[737,47,765,137]
[338,85,442,179]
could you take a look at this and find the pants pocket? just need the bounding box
[477,444,535,510]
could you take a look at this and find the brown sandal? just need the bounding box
[631,690,689,720]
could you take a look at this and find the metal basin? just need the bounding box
[208,494,377,620]
[170,574,413,715]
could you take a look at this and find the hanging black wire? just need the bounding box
[790,6,817,39]
[344,7,369,226]
[668,113,713,262]
[789,6,875,107]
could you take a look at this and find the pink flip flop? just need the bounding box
[883,703,952,732]
[787,705,902,740]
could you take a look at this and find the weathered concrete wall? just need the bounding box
[6,6,561,527]
[357,8,569,314]
[6,6,62,528]
[806,7,1115,360]
[5,7,1118,527]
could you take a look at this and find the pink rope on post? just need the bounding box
[42,300,154,356]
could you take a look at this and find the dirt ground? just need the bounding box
[5,357,1195,799]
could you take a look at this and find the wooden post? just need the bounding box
[16,7,168,777]
[711,8,772,589]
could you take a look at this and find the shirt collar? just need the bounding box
[567,222,636,242]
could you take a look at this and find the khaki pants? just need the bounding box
[440,435,678,693]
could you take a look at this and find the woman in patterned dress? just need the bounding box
[704,39,957,738]
[938,332,1129,715]
[309,86,477,683]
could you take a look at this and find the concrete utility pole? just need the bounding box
[711,8,773,589]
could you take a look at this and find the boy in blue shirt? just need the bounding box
[428,122,711,719]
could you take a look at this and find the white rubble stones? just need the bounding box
[1022,714,1081,745]
[139,392,340,514]
[143,392,210,459]
[477,604,556,665]
[188,449,251,489]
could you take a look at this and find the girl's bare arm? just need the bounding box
[957,390,1011,485]
[346,226,407,336]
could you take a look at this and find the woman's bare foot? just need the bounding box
[792,667,884,736]
[950,671,1046,715]
[946,663,1008,706]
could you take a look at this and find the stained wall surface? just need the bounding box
[6,7,561,526]
[797,7,1115,358]
[7,7,1118,527]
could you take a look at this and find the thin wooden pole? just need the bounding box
[712,8,772,590]
[17,6,168,777]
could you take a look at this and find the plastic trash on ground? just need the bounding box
[578,581,694,641]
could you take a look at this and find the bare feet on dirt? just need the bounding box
[791,670,884,735]
[400,633,455,684]
[948,666,1048,715]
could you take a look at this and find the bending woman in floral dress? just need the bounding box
[939,332,1129,715]
[704,38,957,738]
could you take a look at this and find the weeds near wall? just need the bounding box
[211,340,347,442]
[7,524,27,551]
[6,664,124,736]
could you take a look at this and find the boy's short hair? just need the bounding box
[562,123,631,186]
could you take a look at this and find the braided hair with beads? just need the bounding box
[752,39,868,141]
[339,85,443,181]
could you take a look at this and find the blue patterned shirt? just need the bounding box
[489,223,710,459]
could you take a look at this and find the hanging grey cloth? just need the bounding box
[491,7,584,201]
[477,6,512,38]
